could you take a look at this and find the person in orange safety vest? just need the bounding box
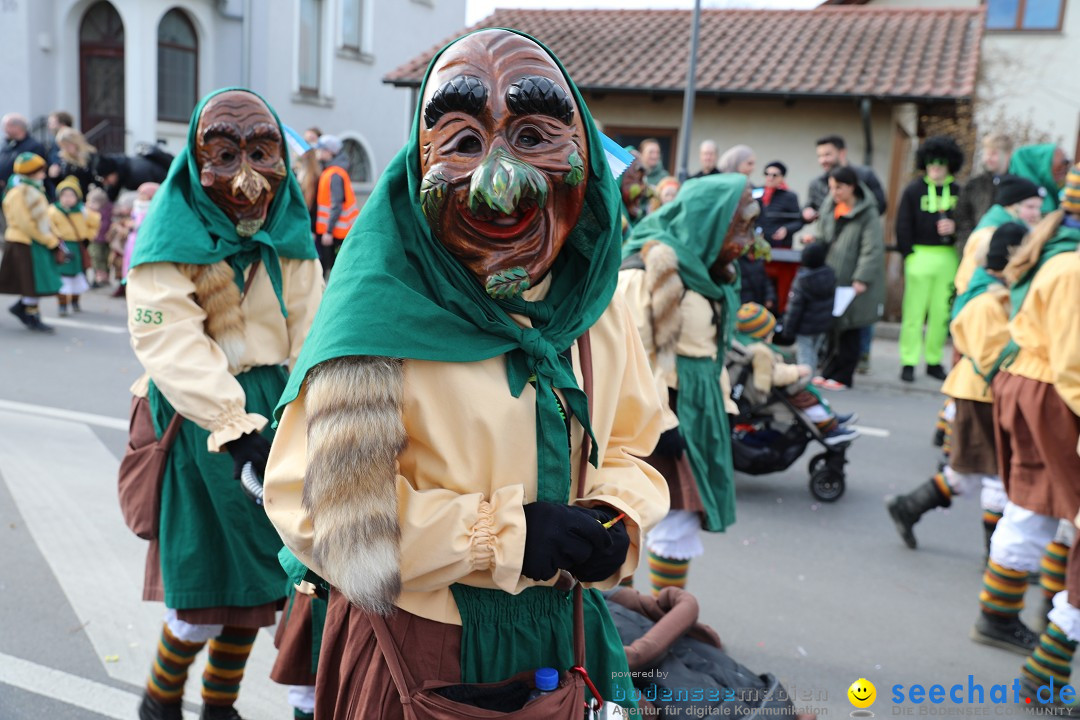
[314,134,358,273]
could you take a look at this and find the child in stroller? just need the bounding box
[728,303,859,501]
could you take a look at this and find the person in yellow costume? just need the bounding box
[48,175,101,315]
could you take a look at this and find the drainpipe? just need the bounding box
[676,0,702,183]
[860,97,873,167]
[242,0,252,87]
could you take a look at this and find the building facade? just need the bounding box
[0,0,466,194]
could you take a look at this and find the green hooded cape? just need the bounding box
[276,30,633,700]
[623,174,747,532]
[973,204,1015,233]
[130,87,317,315]
[1009,144,1061,214]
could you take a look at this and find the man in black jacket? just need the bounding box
[0,114,47,196]
[802,135,887,223]
[953,133,1012,253]
[757,161,803,247]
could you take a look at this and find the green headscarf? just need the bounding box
[130,87,317,315]
[974,204,1016,232]
[624,173,748,300]
[277,31,625,501]
[1009,144,1060,214]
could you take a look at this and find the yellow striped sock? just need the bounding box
[1040,541,1069,599]
[649,551,689,596]
[980,560,1028,617]
[146,624,205,704]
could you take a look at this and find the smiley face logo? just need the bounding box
[848,678,876,709]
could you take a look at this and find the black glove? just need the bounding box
[225,431,271,480]
[568,505,631,582]
[654,428,687,458]
[521,502,610,582]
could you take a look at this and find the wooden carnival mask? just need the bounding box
[195,91,287,237]
[711,185,759,282]
[418,30,588,300]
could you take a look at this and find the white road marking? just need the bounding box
[854,425,891,438]
[0,651,198,720]
[0,399,128,430]
[47,316,128,334]
[0,411,285,718]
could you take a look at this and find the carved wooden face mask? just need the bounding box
[712,185,760,280]
[195,91,287,237]
[418,31,588,299]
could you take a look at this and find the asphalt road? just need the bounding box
[0,287,1040,719]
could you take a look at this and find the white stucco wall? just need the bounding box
[583,93,895,208]
[0,0,466,184]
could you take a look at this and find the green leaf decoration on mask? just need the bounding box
[565,150,585,187]
[485,266,532,300]
[420,171,449,225]
[469,147,549,215]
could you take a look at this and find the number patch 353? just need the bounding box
[133,308,164,325]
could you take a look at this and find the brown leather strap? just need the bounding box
[159,412,184,450]
[369,611,418,703]
[573,328,593,671]
[241,259,261,300]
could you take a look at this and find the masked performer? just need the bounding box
[126,88,324,720]
[617,174,756,594]
[264,30,668,717]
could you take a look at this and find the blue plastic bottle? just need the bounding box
[527,667,559,703]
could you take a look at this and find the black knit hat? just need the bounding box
[765,161,787,176]
[993,175,1044,207]
[801,242,828,269]
[986,222,1027,272]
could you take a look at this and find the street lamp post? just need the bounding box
[677,0,703,183]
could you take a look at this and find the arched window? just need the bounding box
[342,138,372,183]
[79,1,125,153]
[157,9,198,122]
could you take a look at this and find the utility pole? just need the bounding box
[677,0,702,182]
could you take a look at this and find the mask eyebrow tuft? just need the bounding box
[424,75,488,129]
[506,76,574,125]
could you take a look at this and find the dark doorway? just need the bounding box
[79,1,125,153]
[602,125,678,175]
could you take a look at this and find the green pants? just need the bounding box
[900,245,958,367]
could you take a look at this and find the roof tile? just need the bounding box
[385,7,984,101]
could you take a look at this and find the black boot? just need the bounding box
[138,692,183,720]
[885,478,951,549]
[8,300,29,327]
[900,366,915,382]
[22,306,54,333]
[970,613,1037,655]
[926,364,948,380]
[200,705,245,720]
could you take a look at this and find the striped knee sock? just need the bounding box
[1023,622,1077,688]
[201,627,258,707]
[648,552,689,596]
[983,508,1003,532]
[146,623,206,704]
[294,711,315,720]
[1040,541,1069,600]
[980,560,1028,618]
[932,472,954,502]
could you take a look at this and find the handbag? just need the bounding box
[369,332,605,719]
[116,395,182,540]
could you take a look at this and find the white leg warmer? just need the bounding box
[646,509,705,560]
[164,608,223,644]
[288,685,317,714]
[989,503,1060,573]
[1048,592,1080,643]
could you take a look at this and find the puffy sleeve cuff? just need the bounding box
[206,404,268,452]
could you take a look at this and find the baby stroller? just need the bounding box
[725,340,855,502]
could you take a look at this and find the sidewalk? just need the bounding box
[851,323,952,397]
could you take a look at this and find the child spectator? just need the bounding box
[782,242,836,377]
[85,187,111,287]
[107,192,135,297]
[48,176,101,315]
[737,303,857,446]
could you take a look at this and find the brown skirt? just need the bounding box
[316,592,462,719]
[994,371,1080,519]
[643,448,704,514]
[271,591,318,686]
[0,242,39,297]
[950,398,998,476]
[142,539,279,627]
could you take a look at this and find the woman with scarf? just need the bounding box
[895,136,964,384]
[264,30,668,718]
[48,175,101,315]
[618,174,757,595]
[758,161,803,248]
[126,88,324,720]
